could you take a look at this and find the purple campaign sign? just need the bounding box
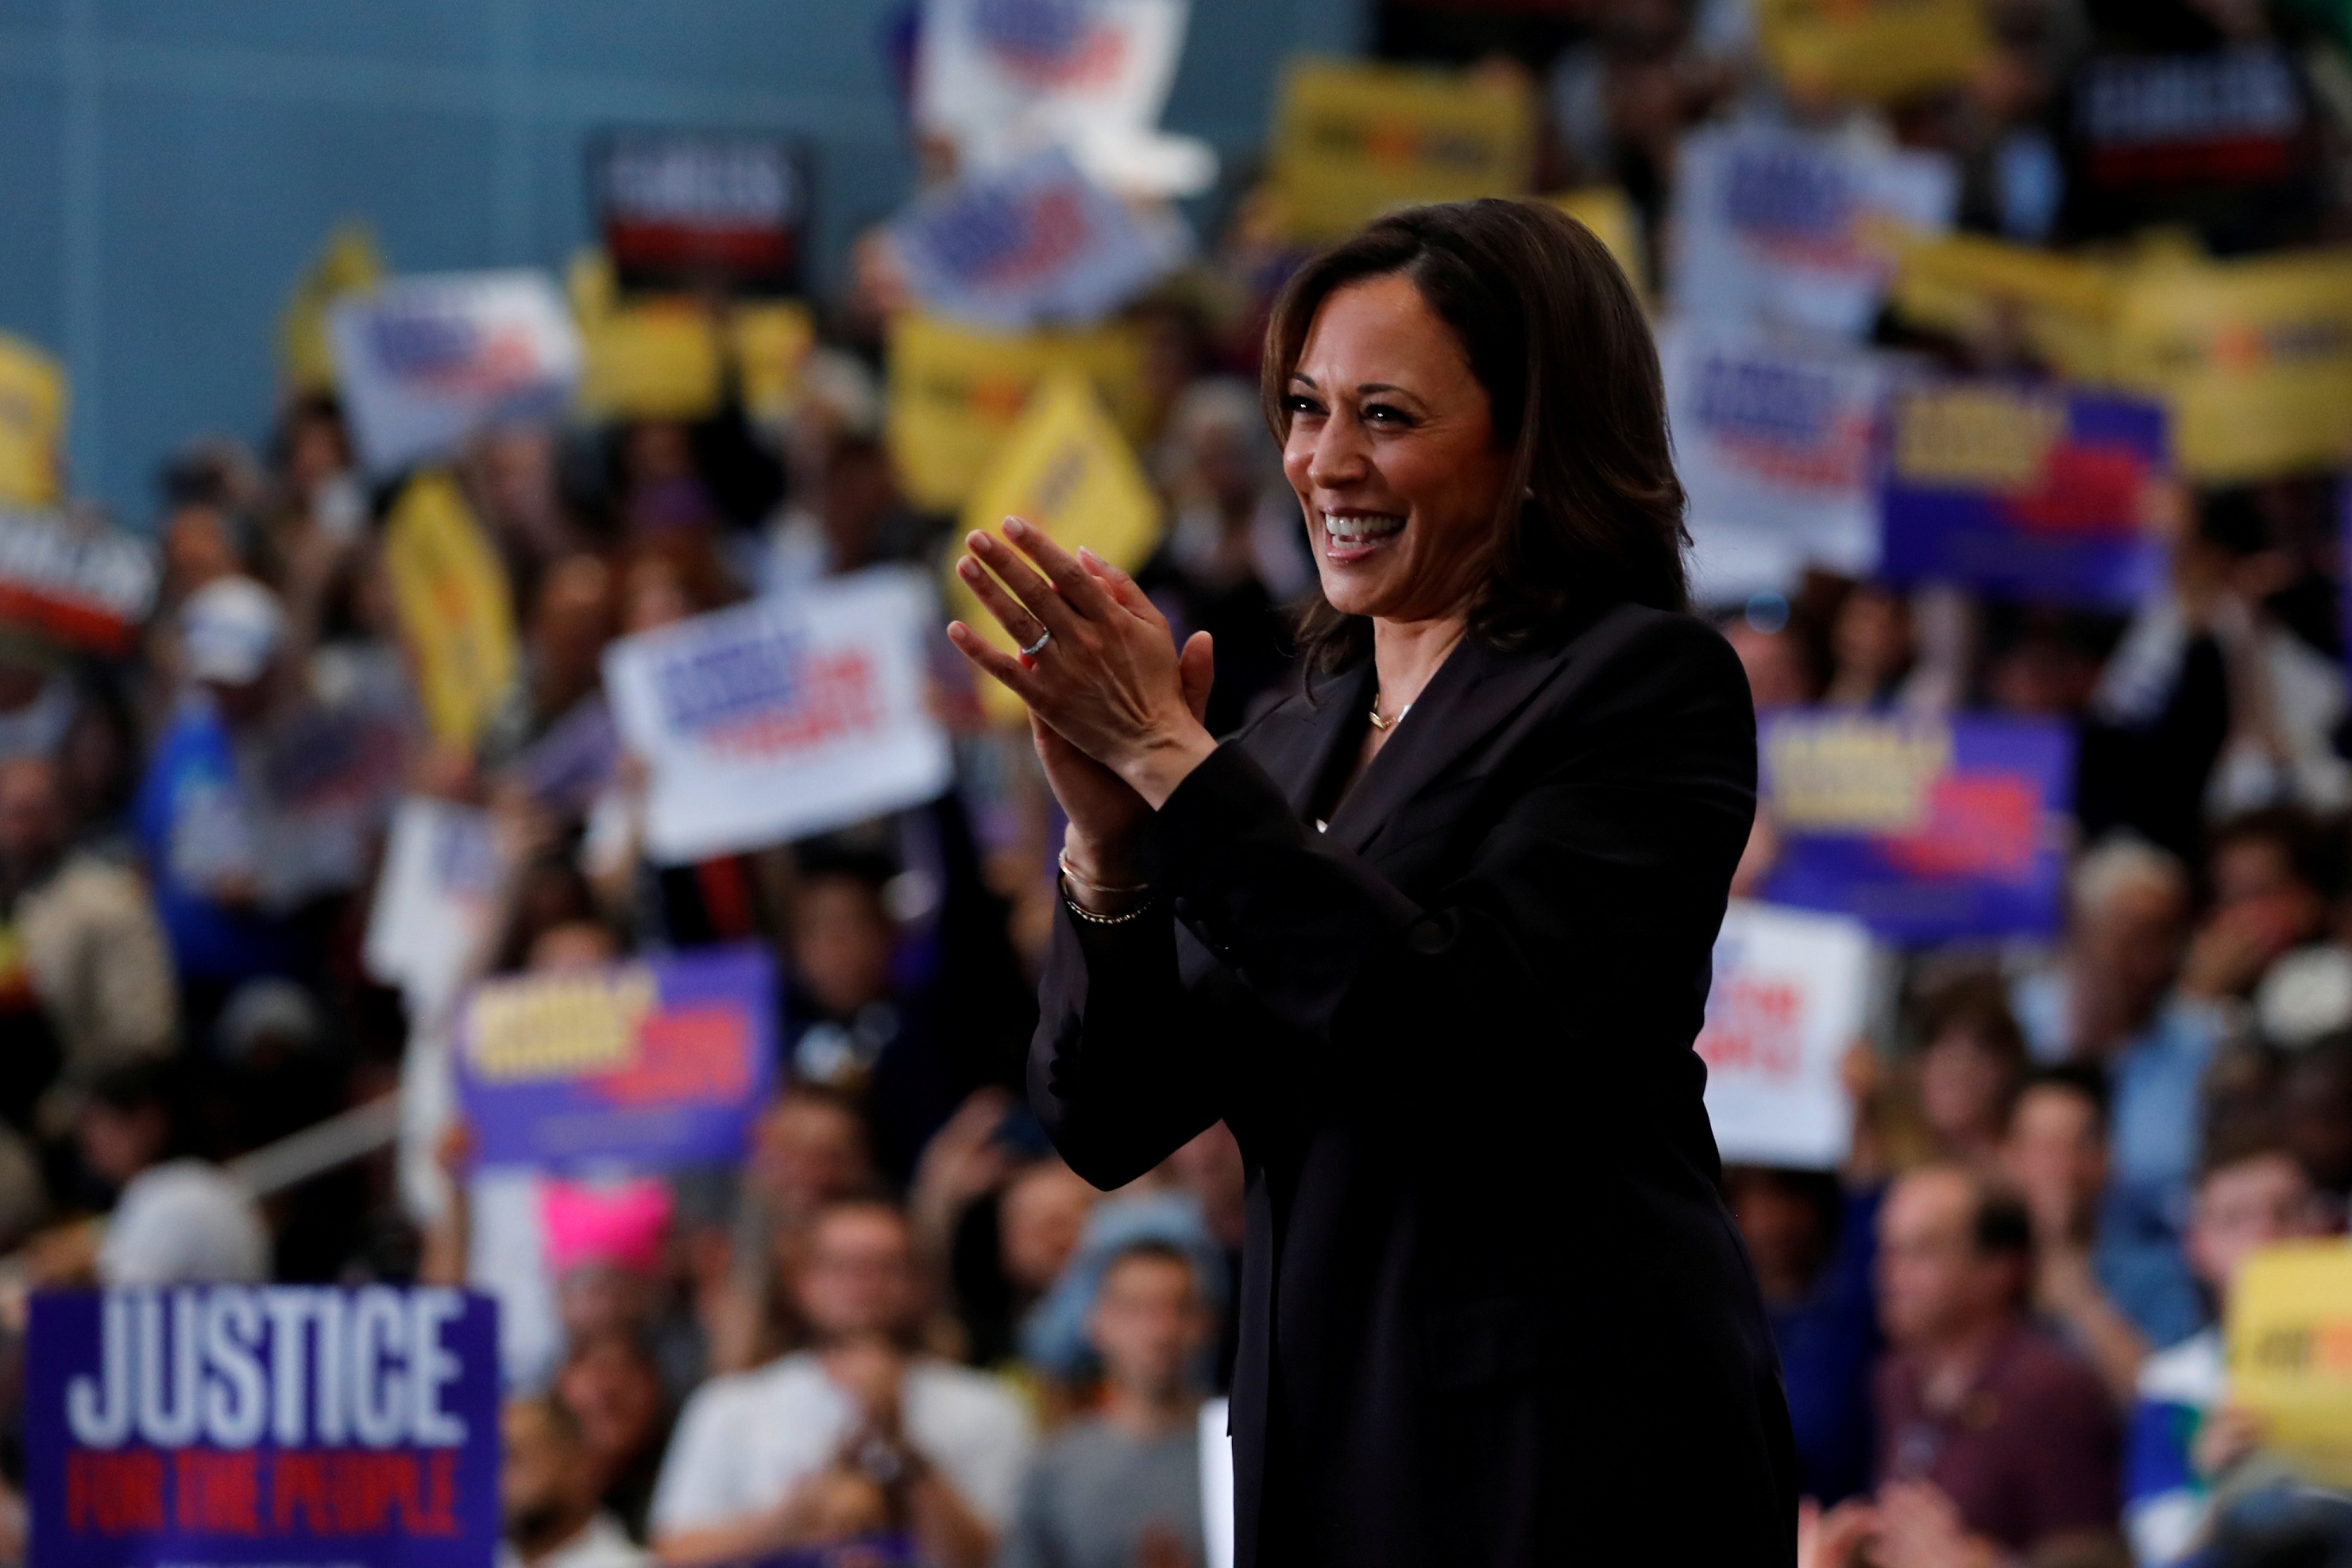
[25,1287,499,1568]
[1759,711,2075,944]
[1878,382,2168,608]
[458,944,777,1171]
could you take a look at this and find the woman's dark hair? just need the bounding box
[1261,199,1689,676]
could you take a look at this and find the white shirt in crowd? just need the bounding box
[497,1511,650,1568]
[650,1350,1035,1537]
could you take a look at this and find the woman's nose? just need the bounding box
[1300,422,1371,490]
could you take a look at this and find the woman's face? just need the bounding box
[1280,274,1509,625]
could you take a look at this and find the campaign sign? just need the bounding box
[330,272,582,477]
[1879,381,2169,608]
[604,570,952,863]
[458,945,776,1171]
[2226,1242,2352,1487]
[593,133,811,295]
[363,798,503,1023]
[1700,901,1872,1171]
[916,0,1188,176]
[1759,710,2074,944]
[0,509,158,655]
[1662,319,1890,601]
[1672,122,1958,341]
[891,148,1183,332]
[25,1286,498,1568]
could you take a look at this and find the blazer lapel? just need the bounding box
[1323,634,1570,855]
[1248,662,1372,821]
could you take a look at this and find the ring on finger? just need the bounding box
[1019,628,1052,659]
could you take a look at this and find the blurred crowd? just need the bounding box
[0,0,2345,1566]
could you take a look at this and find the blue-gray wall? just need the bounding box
[0,0,1361,523]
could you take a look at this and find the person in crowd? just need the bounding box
[2125,1114,2333,1567]
[1909,975,2031,1175]
[998,1241,1212,1568]
[2277,1033,2352,1200]
[0,754,176,1125]
[75,1059,269,1286]
[2001,1068,2150,1404]
[556,1329,677,1543]
[2178,808,2337,1006]
[650,1197,1033,1568]
[2013,838,2219,1347]
[1137,377,1312,736]
[480,553,617,770]
[1724,1164,1879,1507]
[1821,583,1917,709]
[501,1393,651,1568]
[1829,1166,2122,1565]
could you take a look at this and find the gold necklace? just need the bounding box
[1367,696,1411,732]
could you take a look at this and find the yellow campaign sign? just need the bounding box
[2106,248,2352,484]
[577,302,725,422]
[2226,1242,2352,1487]
[1754,0,1991,103]
[278,222,384,396]
[1887,231,2121,378]
[732,300,817,427]
[1268,58,1535,243]
[948,369,1163,722]
[0,335,67,507]
[887,313,1149,513]
[384,471,519,748]
[1547,187,1646,297]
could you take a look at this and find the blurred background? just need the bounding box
[0,1,2349,1566]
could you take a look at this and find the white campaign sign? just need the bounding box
[1662,317,1895,603]
[604,570,954,864]
[330,270,583,475]
[916,0,1211,195]
[1670,122,1958,342]
[1697,899,1872,1171]
[364,797,504,1022]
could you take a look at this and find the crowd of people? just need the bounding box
[0,0,2346,1565]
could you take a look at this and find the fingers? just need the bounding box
[945,620,1037,704]
[1179,631,1215,725]
[1003,516,1118,617]
[963,527,1082,643]
[1078,546,1167,627]
[954,551,1054,651]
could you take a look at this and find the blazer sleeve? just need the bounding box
[1030,614,1755,1184]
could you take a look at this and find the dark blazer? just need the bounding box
[1031,603,1798,1567]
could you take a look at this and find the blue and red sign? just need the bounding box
[1759,711,2075,944]
[1879,380,2169,608]
[26,1287,499,1568]
[458,945,777,1171]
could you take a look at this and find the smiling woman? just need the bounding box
[946,199,1796,1567]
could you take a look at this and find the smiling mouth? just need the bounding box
[1320,510,1404,560]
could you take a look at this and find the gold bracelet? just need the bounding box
[1056,847,1150,897]
[1060,878,1156,925]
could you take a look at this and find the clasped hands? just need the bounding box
[947,517,1218,886]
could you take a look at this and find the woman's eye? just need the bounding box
[1362,403,1415,427]
[1282,396,1324,418]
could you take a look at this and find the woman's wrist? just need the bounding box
[1117,724,1219,811]
[1059,836,1153,918]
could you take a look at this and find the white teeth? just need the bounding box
[1321,511,1405,543]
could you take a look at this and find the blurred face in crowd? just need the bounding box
[1089,1251,1209,1404]
[2076,871,2189,1032]
[77,1097,168,1186]
[790,875,896,1019]
[1281,272,1509,625]
[1915,1025,2021,1159]
[1988,630,2101,716]
[1876,1169,2019,1350]
[530,555,614,707]
[163,505,241,597]
[2207,832,2326,969]
[618,554,693,636]
[527,920,620,974]
[500,1397,596,1554]
[2002,1083,2107,1235]
[820,442,898,570]
[284,408,350,505]
[0,757,69,874]
[1726,623,1811,712]
[1831,585,1911,691]
[795,1203,920,1345]
[554,1333,666,1477]
[623,421,697,490]
[556,1261,655,1346]
[2282,1049,2352,1195]
[1724,1167,1832,1305]
[1000,1161,1098,1296]
[751,1091,874,1215]
[2188,1153,2326,1293]
[1169,1122,1247,1251]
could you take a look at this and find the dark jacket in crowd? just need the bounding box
[1033,604,1798,1567]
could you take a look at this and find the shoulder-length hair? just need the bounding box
[1260,199,1689,675]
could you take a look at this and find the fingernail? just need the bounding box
[966,531,989,550]
[1077,546,1102,566]
[1003,516,1027,537]
[956,558,979,578]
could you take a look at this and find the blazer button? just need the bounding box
[1172,895,1190,917]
